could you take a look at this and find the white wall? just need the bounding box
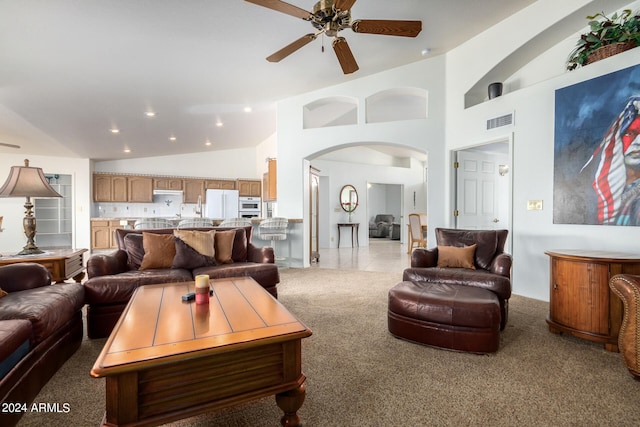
[446,0,640,301]
[276,55,447,265]
[0,153,91,254]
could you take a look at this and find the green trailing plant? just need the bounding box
[567,9,640,70]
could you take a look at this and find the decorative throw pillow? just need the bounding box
[172,237,217,269]
[173,229,216,257]
[0,288,7,299]
[437,244,477,269]
[123,233,145,269]
[214,230,236,264]
[140,232,176,270]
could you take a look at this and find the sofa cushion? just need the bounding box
[215,230,236,264]
[0,319,31,379]
[172,237,216,270]
[123,233,145,269]
[140,232,176,270]
[0,283,84,345]
[174,229,216,257]
[437,244,476,269]
[84,268,192,305]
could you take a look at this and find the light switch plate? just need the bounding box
[527,200,543,210]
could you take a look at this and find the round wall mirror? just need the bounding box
[340,185,358,212]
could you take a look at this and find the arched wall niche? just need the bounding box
[365,87,428,124]
[303,96,358,129]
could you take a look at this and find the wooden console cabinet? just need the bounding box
[545,250,640,352]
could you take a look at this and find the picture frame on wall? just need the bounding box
[553,63,640,226]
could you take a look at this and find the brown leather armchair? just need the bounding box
[609,274,640,379]
[403,228,512,330]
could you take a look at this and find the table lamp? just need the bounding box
[0,159,62,255]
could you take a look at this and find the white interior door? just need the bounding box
[455,150,508,230]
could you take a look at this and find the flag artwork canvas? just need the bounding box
[553,64,640,225]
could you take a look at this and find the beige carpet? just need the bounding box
[18,268,640,426]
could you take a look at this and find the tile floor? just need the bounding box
[311,238,412,273]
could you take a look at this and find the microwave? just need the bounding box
[239,197,261,211]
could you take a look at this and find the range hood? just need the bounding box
[152,189,183,196]
[152,189,184,203]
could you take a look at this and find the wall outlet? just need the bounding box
[527,200,543,210]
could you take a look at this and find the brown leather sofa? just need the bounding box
[402,228,512,330]
[84,226,279,339]
[0,263,84,427]
[609,274,640,379]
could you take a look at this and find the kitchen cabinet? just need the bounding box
[237,180,262,197]
[205,179,236,190]
[154,178,183,191]
[91,219,134,249]
[545,250,640,352]
[263,159,277,201]
[128,176,153,202]
[94,174,127,202]
[183,179,205,203]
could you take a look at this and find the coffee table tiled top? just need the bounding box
[92,276,311,375]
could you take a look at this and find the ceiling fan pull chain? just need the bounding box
[321,33,325,53]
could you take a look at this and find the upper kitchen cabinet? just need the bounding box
[183,179,205,203]
[154,178,183,191]
[93,174,152,202]
[128,176,153,202]
[205,179,236,190]
[263,159,277,201]
[94,174,127,202]
[237,180,262,197]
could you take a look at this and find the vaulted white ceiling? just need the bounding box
[0,0,543,160]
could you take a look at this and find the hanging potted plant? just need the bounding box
[567,9,640,70]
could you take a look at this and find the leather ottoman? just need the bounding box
[388,281,501,353]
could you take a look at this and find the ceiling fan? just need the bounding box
[245,0,422,74]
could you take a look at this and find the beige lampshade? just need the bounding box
[0,159,62,198]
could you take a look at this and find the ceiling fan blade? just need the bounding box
[245,0,312,20]
[334,0,357,12]
[266,33,317,62]
[332,37,359,74]
[352,19,422,37]
[0,142,21,149]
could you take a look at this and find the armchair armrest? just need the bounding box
[247,243,275,264]
[490,253,512,278]
[86,250,129,278]
[0,263,51,292]
[610,274,640,378]
[411,248,438,268]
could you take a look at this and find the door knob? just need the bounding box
[493,218,499,223]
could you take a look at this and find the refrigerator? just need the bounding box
[205,189,239,219]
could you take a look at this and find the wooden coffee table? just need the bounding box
[91,277,312,427]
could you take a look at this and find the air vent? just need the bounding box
[487,112,514,130]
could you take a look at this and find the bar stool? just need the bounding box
[258,217,288,267]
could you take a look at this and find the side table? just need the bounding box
[545,249,640,352]
[337,223,359,247]
[0,248,88,283]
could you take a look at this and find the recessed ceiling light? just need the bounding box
[244,107,252,113]
[205,140,212,146]
[123,148,131,153]
[110,128,120,134]
[216,122,223,127]
[169,136,176,141]
[421,48,431,56]
[145,111,156,117]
